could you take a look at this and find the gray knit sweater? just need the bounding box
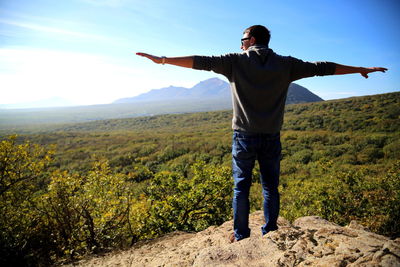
[193,45,336,134]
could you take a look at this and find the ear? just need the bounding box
[250,36,256,45]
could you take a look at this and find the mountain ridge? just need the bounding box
[113,77,323,104]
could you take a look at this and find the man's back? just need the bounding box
[193,45,336,133]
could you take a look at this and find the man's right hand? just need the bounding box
[360,67,388,79]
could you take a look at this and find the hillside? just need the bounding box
[71,211,400,267]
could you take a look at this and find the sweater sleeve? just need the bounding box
[289,57,336,81]
[193,55,234,78]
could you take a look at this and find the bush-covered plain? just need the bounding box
[1,92,399,266]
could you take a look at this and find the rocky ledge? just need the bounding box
[73,211,400,266]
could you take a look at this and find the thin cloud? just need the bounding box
[0,18,110,41]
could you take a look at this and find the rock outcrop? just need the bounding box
[73,211,400,266]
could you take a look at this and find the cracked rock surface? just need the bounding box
[72,211,400,267]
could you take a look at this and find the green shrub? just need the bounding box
[383,139,400,159]
[0,135,54,266]
[292,149,313,164]
[143,162,232,235]
[38,161,137,261]
[280,161,400,238]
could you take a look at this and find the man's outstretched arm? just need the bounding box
[136,53,194,68]
[137,53,388,79]
[334,64,387,78]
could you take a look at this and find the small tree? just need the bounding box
[38,161,137,260]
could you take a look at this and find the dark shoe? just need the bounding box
[229,232,237,243]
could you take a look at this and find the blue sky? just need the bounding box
[1,0,399,106]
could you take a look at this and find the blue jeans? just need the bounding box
[232,130,281,241]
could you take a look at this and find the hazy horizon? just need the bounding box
[1,78,398,110]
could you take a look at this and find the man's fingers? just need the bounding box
[136,52,152,59]
[361,67,387,78]
[137,53,150,58]
[373,67,387,73]
[136,52,161,64]
[136,52,152,58]
[380,67,388,73]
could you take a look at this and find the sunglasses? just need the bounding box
[241,37,251,45]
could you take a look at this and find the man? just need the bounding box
[136,25,387,242]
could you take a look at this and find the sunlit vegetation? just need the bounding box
[0,92,399,265]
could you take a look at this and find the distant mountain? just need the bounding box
[113,78,230,103]
[113,77,323,104]
[286,83,323,103]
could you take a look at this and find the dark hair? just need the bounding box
[244,25,271,46]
